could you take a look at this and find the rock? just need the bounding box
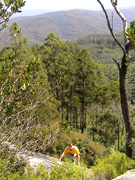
[17,149,62,171]
[2,141,62,171]
[112,169,135,180]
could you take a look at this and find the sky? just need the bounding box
[22,0,135,11]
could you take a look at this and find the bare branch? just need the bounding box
[111,0,128,46]
[97,0,126,57]
[112,58,120,69]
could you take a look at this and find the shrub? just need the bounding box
[90,150,135,180]
[0,154,49,180]
[0,149,26,180]
[0,157,23,180]
[50,162,87,180]
[22,165,49,180]
[84,141,107,167]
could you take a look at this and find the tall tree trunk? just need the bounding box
[119,56,133,157]
[97,0,134,158]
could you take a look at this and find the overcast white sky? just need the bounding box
[22,0,135,10]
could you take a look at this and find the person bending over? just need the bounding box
[59,142,80,165]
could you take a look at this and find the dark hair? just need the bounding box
[68,142,73,146]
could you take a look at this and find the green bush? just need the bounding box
[0,154,49,180]
[22,165,49,180]
[0,151,26,180]
[90,150,135,180]
[84,141,107,167]
[0,158,22,180]
[50,162,86,180]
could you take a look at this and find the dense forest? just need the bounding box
[0,1,135,180]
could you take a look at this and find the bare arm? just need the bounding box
[77,154,80,165]
[59,152,64,161]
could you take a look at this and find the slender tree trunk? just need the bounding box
[84,109,86,128]
[73,109,75,128]
[70,107,72,126]
[92,117,95,141]
[81,103,85,133]
[66,105,69,123]
[117,119,120,151]
[121,125,125,147]
[81,79,85,133]
[75,108,78,129]
[61,88,64,120]
[119,56,133,157]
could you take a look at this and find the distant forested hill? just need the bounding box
[1,7,135,47]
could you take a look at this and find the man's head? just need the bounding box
[68,142,73,150]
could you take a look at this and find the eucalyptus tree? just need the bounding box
[0,0,25,31]
[41,33,76,122]
[89,81,121,146]
[97,0,135,157]
[0,25,60,153]
[96,109,118,146]
[95,81,120,106]
[75,48,98,133]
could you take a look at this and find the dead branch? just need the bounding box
[111,0,128,45]
[97,0,126,57]
[112,58,120,69]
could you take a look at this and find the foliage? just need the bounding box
[22,165,49,180]
[9,22,22,41]
[95,81,120,106]
[0,151,26,180]
[0,24,60,154]
[102,63,119,81]
[84,142,107,167]
[50,162,87,180]
[45,131,86,157]
[46,130,108,167]
[75,48,98,132]
[94,109,118,146]
[127,63,135,104]
[0,156,49,180]
[0,151,135,180]
[1,19,135,173]
[0,0,25,31]
[0,157,89,180]
[124,20,135,47]
[90,150,135,180]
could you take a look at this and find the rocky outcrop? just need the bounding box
[17,149,62,171]
[112,169,135,180]
[16,150,135,179]
[2,141,61,171]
